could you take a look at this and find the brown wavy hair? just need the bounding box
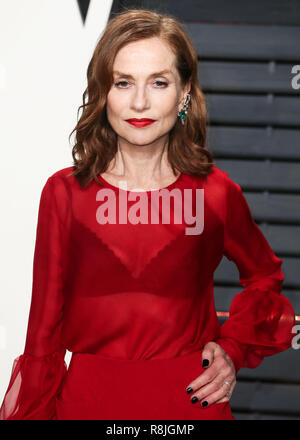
[68,8,215,189]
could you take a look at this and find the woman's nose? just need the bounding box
[130,87,150,111]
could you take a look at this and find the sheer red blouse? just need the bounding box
[0,165,296,419]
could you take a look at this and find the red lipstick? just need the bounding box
[125,118,156,127]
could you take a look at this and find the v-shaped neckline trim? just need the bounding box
[74,219,189,281]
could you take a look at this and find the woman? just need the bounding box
[0,9,296,420]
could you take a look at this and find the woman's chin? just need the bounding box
[119,135,163,147]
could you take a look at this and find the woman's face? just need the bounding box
[106,36,190,148]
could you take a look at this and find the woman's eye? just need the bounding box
[155,81,168,88]
[115,80,168,88]
[115,81,129,88]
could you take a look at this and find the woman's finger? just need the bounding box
[186,363,218,394]
[188,373,234,404]
[190,377,236,406]
[186,354,232,394]
[201,379,236,405]
[201,341,217,368]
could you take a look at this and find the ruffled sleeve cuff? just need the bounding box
[0,350,67,420]
[215,288,296,373]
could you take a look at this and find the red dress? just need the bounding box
[0,165,296,420]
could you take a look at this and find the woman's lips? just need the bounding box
[125,119,156,127]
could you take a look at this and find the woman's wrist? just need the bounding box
[214,337,249,374]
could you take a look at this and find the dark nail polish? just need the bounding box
[186,387,193,394]
[191,396,199,404]
[202,359,209,367]
[201,400,208,407]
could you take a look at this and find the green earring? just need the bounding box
[177,93,191,125]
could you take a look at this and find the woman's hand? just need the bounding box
[185,341,237,407]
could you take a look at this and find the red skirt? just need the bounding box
[55,350,235,420]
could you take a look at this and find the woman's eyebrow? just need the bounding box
[113,69,173,78]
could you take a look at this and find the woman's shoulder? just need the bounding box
[186,165,231,188]
[47,166,74,182]
[40,166,75,201]
[206,165,239,190]
[44,166,77,191]
[185,166,240,210]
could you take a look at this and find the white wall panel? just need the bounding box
[0,0,113,397]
